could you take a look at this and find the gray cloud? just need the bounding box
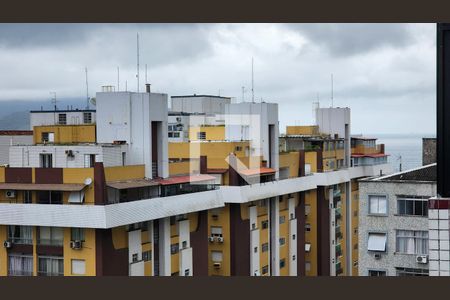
[284,23,414,57]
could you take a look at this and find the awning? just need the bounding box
[106,179,160,190]
[239,167,276,177]
[206,168,228,174]
[155,174,217,186]
[0,183,85,191]
[68,190,86,204]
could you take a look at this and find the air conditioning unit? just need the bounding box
[374,253,382,260]
[208,236,215,243]
[213,262,221,269]
[65,150,75,158]
[254,270,260,276]
[3,240,12,249]
[5,190,16,198]
[70,240,83,250]
[416,255,428,264]
[217,237,224,243]
[176,117,182,122]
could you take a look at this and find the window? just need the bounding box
[211,251,223,262]
[84,154,96,168]
[397,197,428,217]
[396,267,429,276]
[396,230,428,255]
[292,234,296,240]
[40,153,53,168]
[23,191,32,204]
[173,132,180,138]
[182,240,187,249]
[279,215,286,224]
[37,191,62,204]
[235,146,242,152]
[170,243,179,255]
[38,256,64,276]
[197,132,206,140]
[353,260,358,267]
[279,258,286,269]
[83,112,92,124]
[305,261,311,272]
[71,259,86,275]
[211,226,223,237]
[262,265,269,275]
[71,228,85,241]
[305,204,311,216]
[254,246,258,253]
[262,242,269,252]
[8,255,33,276]
[261,220,269,229]
[367,232,387,252]
[305,223,311,232]
[122,152,126,166]
[368,195,387,215]
[132,253,138,263]
[184,269,190,276]
[41,132,54,143]
[279,237,286,246]
[142,250,152,262]
[58,113,67,125]
[7,226,32,244]
[38,227,63,246]
[368,270,386,276]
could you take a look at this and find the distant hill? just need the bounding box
[0,98,93,130]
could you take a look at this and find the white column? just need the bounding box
[345,181,352,276]
[270,197,280,276]
[128,228,144,276]
[159,217,171,276]
[178,219,193,276]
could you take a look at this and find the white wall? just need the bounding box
[30,111,96,129]
[0,135,33,165]
[171,96,231,115]
[96,91,169,178]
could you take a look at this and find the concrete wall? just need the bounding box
[171,96,231,115]
[358,180,436,276]
[0,135,33,165]
[423,138,436,166]
[96,91,168,178]
[30,111,96,129]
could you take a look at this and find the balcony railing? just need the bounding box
[37,239,63,247]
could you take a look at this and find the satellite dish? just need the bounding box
[84,177,93,185]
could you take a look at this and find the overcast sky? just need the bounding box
[0,23,436,134]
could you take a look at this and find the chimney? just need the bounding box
[146,84,151,93]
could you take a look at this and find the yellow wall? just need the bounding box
[33,125,96,144]
[0,226,6,276]
[63,168,95,205]
[104,165,145,182]
[286,126,319,136]
[305,151,317,173]
[279,152,300,178]
[63,228,96,276]
[189,126,225,141]
[169,160,200,176]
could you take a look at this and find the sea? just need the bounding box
[373,133,435,173]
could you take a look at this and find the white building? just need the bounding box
[171,95,231,115]
[30,109,96,128]
[96,90,168,179]
[0,131,33,165]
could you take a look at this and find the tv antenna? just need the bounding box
[136,33,140,93]
[50,92,57,109]
[251,57,255,103]
[396,155,402,172]
[85,67,89,109]
[145,64,148,84]
[241,86,245,102]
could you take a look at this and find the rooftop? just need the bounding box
[370,163,436,182]
[30,109,96,113]
[171,95,231,99]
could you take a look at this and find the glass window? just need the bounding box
[170,243,179,255]
[262,242,269,252]
[40,153,53,168]
[211,251,223,262]
[397,197,428,217]
[71,228,85,241]
[367,232,387,252]
[279,215,286,224]
[83,112,92,124]
[396,267,429,276]
[7,226,32,244]
[58,114,67,125]
[262,265,269,275]
[84,154,96,168]
[23,191,32,204]
[197,132,206,140]
[38,256,64,276]
[261,220,269,229]
[396,230,428,255]
[8,255,33,276]
[368,270,386,276]
[369,195,387,215]
[142,250,152,262]
[279,258,286,269]
[279,237,286,246]
[71,259,86,275]
[38,227,63,246]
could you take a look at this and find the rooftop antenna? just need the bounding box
[145,64,148,84]
[396,155,402,172]
[50,92,57,110]
[85,67,89,109]
[241,86,245,103]
[251,57,255,103]
[136,33,140,93]
[331,73,334,107]
[117,66,120,91]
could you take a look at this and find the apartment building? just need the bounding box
[358,164,436,276]
[0,131,33,165]
[0,89,391,276]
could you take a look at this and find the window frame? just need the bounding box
[367,231,388,252]
[368,194,388,216]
